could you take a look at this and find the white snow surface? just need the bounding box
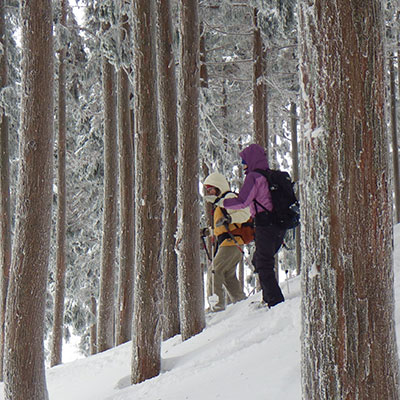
[2,225,400,399]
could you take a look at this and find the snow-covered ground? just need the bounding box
[2,225,400,399]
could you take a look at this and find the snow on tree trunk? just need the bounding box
[97,22,118,353]
[4,1,54,398]
[0,0,10,382]
[131,0,163,384]
[50,0,67,367]
[155,0,180,340]
[176,0,205,341]
[116,12,135,347]
[299,1,400,399]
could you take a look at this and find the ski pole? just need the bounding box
[285,269,290,294]
[201,234,212,262]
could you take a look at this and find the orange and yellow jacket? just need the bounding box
[203,172,251,247]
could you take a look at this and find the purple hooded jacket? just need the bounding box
[223,144,273,217]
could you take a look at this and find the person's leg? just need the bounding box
[212,248,227,310]
[254,224,286,307]
[223,246,246,303]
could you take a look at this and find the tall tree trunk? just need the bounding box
[155,0,180,340]
[299,1,400,399]
[0,0,10,382]
[390,54,400,223]
[4,1,54,398]
[116,10,135,347]
[290,102,301,275]
[253,8,267,149]
[200,21,211,291]
[202,162,214,303]
[50,0,67,367]
[199,22,208,89]
[131,0,163,384]
[97,22,118,353]
[90,294,97,355]
[176,0,205,341]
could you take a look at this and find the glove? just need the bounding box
[215,213,232,227]
[200,227,211,237]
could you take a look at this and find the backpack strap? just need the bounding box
[254,199,268,213]
[212,190,232,207]
[252,169,270,215]
[212,191,243,247]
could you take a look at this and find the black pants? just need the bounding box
[253,222,286,307]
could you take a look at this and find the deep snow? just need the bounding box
[2,225,400,399]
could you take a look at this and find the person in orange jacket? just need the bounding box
[203,172,250,312]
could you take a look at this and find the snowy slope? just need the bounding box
[1,225,400,400]
[43,277,301,400]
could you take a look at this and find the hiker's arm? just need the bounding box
[223,174,257,210]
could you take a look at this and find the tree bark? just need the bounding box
[50,0,67,367]
[176,0,205,341]
[131,0,163,384]
[90,294,97,355]
[202,162,214,303]
[253,8,267,149]
[390,54,400,223]
[200,22,208,89]
[4,1,54,398]
[299,1,400,398]
[97,22,118,353]
[155,0,180,340]
[0,0,10,382]
[290,102,301,275]
[116,10,135,347]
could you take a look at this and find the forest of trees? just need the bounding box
[0,0,400,398]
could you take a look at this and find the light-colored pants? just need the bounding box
[213,245,246,309]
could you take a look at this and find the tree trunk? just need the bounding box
[200,22,208,89]
[202,162,214,303]
[4,1,54,398]
[50,0,67,367]
[0,0,10,382]
[97,22,118,353]
[90,294,97,355]
[290,102,301,275]
[176,0,205,341]
[155,0,180,340]
[390,54,400,223]
[116,10,135,347]
[131,0,163,384]
[299,1,400,399]
[253,8,267,149]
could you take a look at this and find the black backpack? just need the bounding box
[254,169,300,229]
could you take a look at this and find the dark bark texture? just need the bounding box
[176,0,205,341]
[97,23,118,353]
[155,0,180,340]
[299,1,400,399]
[4,1,54,398]
[0,0,10,382]
[131,0,163,384]
[51,0,67,367]
[116,11,135,347]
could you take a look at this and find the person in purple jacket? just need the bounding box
[222,143,285,308]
